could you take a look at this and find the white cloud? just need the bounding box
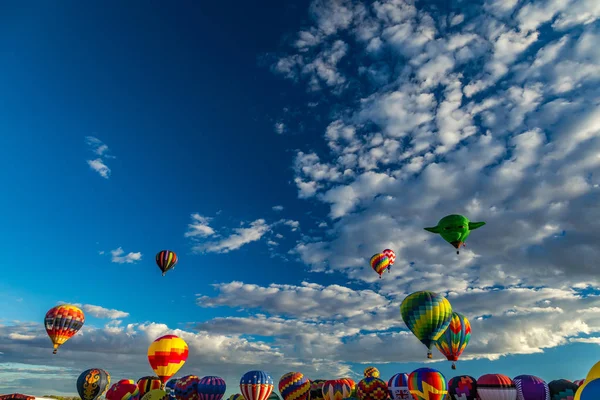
[272,205,284,212]
[56,302,129,319]
[185,214,216,238]
[192,219,271,254]
[275,122,286,134]
[85,137,114,179]
[110,247,142,264]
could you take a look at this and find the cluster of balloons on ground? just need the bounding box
[76,363,600,400]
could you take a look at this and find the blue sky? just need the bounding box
[1,0,600,396]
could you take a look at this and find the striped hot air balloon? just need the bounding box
[279,372,311,400]
[387,374,410,400]
[177,375,200,400]
[323,379,353,400]
[138,376,163,397]
[240,370,274,400]
[197,376,226,400]
[44,304,85,354]
[370,253,390,278]
[408,368,447,400]
[477,374,516,400]
[156,250,178,276]
[447,376,477,400]
[401,291,453,358]
[382,249,396,272]
[357,377,389,400]
[147,335,189,385]
[341,379,356,397]
[435,312,471,369]
[76,369,111,400]
[165,380,178,400]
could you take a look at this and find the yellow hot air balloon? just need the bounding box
[586,361,600,381]
[147,335,189,385]
[44,304,85,354]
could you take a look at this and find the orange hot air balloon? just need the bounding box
[148,335,189,384]
[44,304,85,354]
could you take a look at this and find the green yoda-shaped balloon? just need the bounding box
[424,214,486,254]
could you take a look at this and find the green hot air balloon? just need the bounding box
[424,214,485,254]
[400,291,453,359]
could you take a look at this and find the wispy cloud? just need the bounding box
[272,205,284,212]
[274,122,286,134]
[185,214,216,238]
[110,247,142,264]
[56,302,129,319]
[193,219,271,253]
[85,136,114,179]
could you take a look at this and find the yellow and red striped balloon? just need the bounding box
[147,335,189,384]
[138,376,163,397]
[44,304,85,354]
[323,379,352,400]
[278,372,311,400]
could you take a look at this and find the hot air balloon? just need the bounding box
[447,375,477,400]
[138,376,163,397]
[435,312,471,369]
[408,368,447,400]
[513,375,549,400]
[230,395,245,400]
[279,372,311,400]
[364,367,380,378]
[156,250,178,276]
[240,370,274,400]
[477,374,516,400]
[575,378,600,400]
[341,379,357,396]
[198,376,227,400]
[382,249,396,272]
[141,390,169,400]
[106,380,140,400]
[165,380,178,400]
[387,373,410,400]
[357,377,389,400]
[573,379,585,387]
[44,304,85,354]
[177,376,200,400]
[311,380,326,400]
[77,368,111,400]
[323,380,353,400]
[586,361,600,381]
[424,214,485,254]
[400,291,453,358]
[147,335,189,385]
[370,253,390,278]
[548,380,578,400]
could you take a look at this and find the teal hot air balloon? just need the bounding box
[400,291,453,358]
[77,369,111,400]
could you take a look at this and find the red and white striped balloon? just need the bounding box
[382,249,396,265]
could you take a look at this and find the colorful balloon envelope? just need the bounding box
[573,379,585,387]
[141,390,169,400]
[44,304,85,354]
[279,372,311,400]
[240,370,274,400]
[477,374,516,400]
[435,312,471,369]
[447,376,477,400]
[198,376,227,400]
[364,367,380,378]
[165,380,178,400]
[323,379,353,400]
[370,253,390,278]
[575,378,600,400]
[147,335,189,384]
[387,373,410,400]
[77,368,111,400]
[400,291,453,358]
[177,375,200,400]
[311,380,326,400]
[424,214,485,254]
[357,377,389,400]
[382,249,396,272]
[138,376,163,397]
[548,379,578,400]
[408,368,447,400]
[156,250,178,276]
[106,380,140,400]
[513,375,548,400]
[342,378,357,395]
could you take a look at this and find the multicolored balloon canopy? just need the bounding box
[240,370,274,400]
[435,312,471,369]
[356,377,389,400]
[387,373,410,400]
[147,335,189,384]
[447,375,477,400]
[44,304,85,354]
[408,368,447,400]
[279,372,311,400]
[197,376,227,400]
[76,368,111,400]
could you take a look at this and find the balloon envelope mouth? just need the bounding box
[450,241,463,249]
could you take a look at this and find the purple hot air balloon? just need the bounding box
[513,375,549,400]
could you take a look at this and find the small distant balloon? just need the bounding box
[44,304,85,354]
[370,253,390,278]
[156,250,178,276]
